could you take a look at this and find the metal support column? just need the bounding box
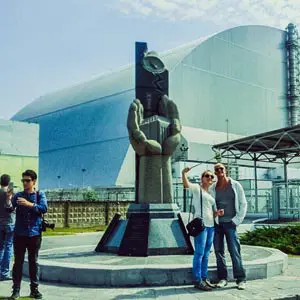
[226,119,230,175]
[183,188,187,212]
[180,144,189,212]
[254,154,258,213]
[283,158,289,217]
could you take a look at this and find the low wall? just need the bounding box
[45,201,133,228]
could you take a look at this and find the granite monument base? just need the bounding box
[95,203,194,256]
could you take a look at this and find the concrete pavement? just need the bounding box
[0,259,300,300]
[0,232,299,299]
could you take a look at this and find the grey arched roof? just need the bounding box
[12,38,207,122]
[12,25,285,123]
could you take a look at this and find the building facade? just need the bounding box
[0,119,39,189]
[12,25,291,190]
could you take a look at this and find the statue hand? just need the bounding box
[159,95,182,155]
[127,99,162,156]
[127,96,181,156]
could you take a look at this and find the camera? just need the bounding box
[41,219,55,232]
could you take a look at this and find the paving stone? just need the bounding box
[0,234,299,299]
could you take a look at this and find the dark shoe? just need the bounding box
[215,279,228,288]
[10,290,20,300]
[0,275,12,281]
[30,289,43,299]
[194,280,212,291]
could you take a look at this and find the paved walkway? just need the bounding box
[0,233,299,300]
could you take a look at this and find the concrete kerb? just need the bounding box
[273,296,300,300]
[22,245,288,287]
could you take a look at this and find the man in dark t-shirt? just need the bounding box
[209,163,247,290]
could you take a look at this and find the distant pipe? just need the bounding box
[286,23,300,126]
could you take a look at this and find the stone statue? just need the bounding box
[96,43,193,256]
[127,95,181,203]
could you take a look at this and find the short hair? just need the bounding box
[0,174,10,186]
[22,170,37,181]
[214,163,226,170]
[201,170,213,178]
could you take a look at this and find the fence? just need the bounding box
[46,201,132,228]
[44,183,300,227]
[245,185,300,218]
[45,187,135,202]
[174,183,300,220]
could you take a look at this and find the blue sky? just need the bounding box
[1,0,299,120]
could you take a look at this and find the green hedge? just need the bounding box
[240,225,300,255]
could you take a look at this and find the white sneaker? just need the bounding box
[216,279,228,288]
[237,281,246,290]
[205,279,217,288]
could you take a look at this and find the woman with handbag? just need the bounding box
[182,167,218,291]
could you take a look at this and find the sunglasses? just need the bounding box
[215,167,224,172]
[21,179,32,183]
[204,174,214,179]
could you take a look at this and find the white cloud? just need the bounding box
[118,0,152,16]
[114,0,300,28]
[145,0,179,12]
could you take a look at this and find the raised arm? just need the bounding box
[181,167,191,189]
[5,193,17,213]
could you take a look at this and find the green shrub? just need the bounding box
[240,225,300,255]
[82,190,99,201]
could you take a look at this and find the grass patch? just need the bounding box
[42,225,107,236]
[0,296,33,300]
[240,225,300,255]
[288,254,300,258]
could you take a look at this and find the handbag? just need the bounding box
[186,187,205,237]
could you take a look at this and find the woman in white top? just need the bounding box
[182,168,218,291]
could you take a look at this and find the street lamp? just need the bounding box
[180,144,189,167]
[57,175,61,189]
[225,118,230,175]
[179,144,189,212]
[81,168,86,188]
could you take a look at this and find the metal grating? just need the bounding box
[212,124,300,163]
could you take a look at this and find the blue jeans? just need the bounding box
[0,224,14,278]
[193,226,215,281]
[214,222,246,283]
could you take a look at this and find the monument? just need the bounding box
[28,43,288,287]
[95,42,194,256]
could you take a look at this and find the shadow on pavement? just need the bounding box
[111,285,238,299]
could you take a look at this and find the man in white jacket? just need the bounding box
[209,163,247,290]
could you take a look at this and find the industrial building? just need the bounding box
[0,119,39,190]
[11,24,300,216]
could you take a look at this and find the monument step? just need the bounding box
[23,245,288,287]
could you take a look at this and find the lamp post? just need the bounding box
[180,144,189,212]
[225,118,230,175]
[57,175,61,189]
[81,168,86,188]
[180,144,189,167]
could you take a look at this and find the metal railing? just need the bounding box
[45,182,300,220]
[173,183,300,219]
